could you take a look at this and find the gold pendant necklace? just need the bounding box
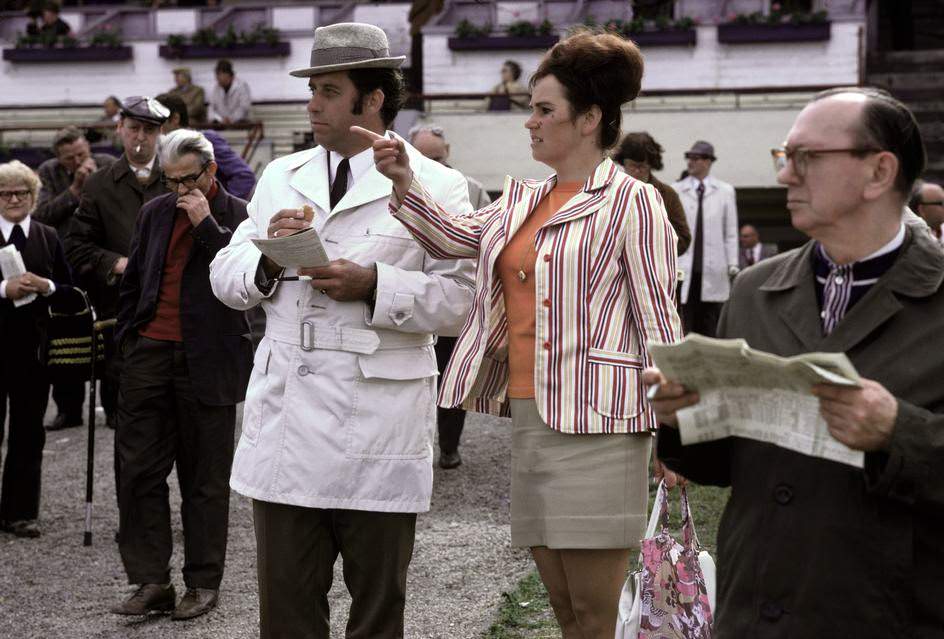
[517,233,537,283]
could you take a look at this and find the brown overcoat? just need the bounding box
[658,225,944,638]
[649,174,691,255]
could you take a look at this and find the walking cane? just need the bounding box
[84,317,116,547]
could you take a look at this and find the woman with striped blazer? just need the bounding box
[358,30,683,637]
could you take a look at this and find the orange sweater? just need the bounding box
[495,182,582,398]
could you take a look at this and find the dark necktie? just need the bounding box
[692,181,705,275]
[9,224,26,252]
[745,248,755,266]
[330,158,350,210]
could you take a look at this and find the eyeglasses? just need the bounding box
[161,162,210,190]
[770,146,882,178]
[0,189,32,202]
[920,200,944,206]
[685,154,711,161]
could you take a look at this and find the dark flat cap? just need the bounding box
[684,140,716,160]
[119,95,170,126]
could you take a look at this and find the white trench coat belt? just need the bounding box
[209,136,475,513]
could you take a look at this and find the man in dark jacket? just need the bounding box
[65,96,169,428]
[33,126,115,431]
[110,129,252,620]
[646,88,944,637]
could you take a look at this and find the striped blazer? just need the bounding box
[392,158,683,434]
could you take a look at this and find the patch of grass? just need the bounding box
[484,484,730,638]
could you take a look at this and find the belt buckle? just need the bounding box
[300,321,314,352]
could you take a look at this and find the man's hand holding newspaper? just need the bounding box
[643,334,899,468]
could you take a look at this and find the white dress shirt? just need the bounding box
[208,77,252,123]
[0,214,56,300]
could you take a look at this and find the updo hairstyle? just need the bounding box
[531,29,644,149]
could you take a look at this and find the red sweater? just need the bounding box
[140,183,218,342]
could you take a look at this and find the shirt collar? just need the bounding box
[818,223,905,266]
[0,214,30,243]
[329,145,374,188]
[128,154,157,178]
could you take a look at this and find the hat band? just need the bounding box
[309,46,389,68]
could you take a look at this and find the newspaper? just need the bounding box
[648,333,865,468]
[250,227,330,269]
[0,244,37,307]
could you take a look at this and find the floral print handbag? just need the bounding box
[616,481,714,639]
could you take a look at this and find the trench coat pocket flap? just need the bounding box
[587,347,644,419]
[357,347,439,381]
[387,293,415,326]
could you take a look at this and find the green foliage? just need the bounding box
[727,7,829,26]
[506,20,537,37]
[165,33,186,48]
[537,20,554,36]
[454,19,492,39]
[165,24,283,49]
[88,27,123,48]
[603,15,696,36]
[190,27,219,47]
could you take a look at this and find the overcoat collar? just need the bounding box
[286,132,416,219]
[502,157,620,239]
[759,224,943,352]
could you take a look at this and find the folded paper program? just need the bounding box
[649,333,865,468]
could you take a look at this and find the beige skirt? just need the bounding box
[510,399,651,550]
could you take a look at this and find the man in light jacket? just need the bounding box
[208,23,474,639]
[673,141,739,337]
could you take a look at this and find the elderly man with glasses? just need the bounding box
[647,88,944,637]
[109,128,252,619]
[911,180,944,245]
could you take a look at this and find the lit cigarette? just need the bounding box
[646,383,661,401]
[135,144,142,154]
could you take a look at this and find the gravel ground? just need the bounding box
[0,399,533,638]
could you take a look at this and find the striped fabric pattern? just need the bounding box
[392,158,683,434]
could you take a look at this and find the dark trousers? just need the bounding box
[51,379,84,420]
[253,500,417,639]
[117,336,235,588]
[680,270,723,338]
[0,331,49,523]
[434,336,466,454]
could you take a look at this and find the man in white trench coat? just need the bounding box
[208,23,474,639]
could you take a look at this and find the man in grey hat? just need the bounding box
[66,96,169,431]
[673,140,739,337]
[209,23,474,638]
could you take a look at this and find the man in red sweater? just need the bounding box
[111,129,253,620]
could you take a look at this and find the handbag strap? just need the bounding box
[679,485,702,551]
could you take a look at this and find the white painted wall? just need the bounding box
[423,21,863,94]
[421,103,806,189]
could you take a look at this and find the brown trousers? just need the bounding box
[253,500,417,639]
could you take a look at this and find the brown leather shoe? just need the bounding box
[110,583,176,615]
[171,588,218,621]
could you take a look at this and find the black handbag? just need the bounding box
[44,286,106,383]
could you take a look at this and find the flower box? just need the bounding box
[627,29,697,47]
[2,45,133,63]
[717,22,831,44]
[447,35,560,51]
[158,42,291,60]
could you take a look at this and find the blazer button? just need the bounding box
[297,365,310,376]
[760,601,784,621]
[542,299,551,308]
[773,484,793,505]
[543,254,551,262]
[543,341,551,350]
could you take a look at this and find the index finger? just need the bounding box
[269,208,306,223]
[350,126,384,143]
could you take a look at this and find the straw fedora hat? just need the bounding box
[290,23,405,78]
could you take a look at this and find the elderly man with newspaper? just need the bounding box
[645,88,944,637]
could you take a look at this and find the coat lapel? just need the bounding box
[505,176,555,241]
[543,158,619,228]
[760,242,825,352]
[288,147,331,216]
